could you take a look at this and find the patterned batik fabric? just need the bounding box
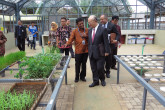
[49,30,57,46]
[0,35,7,56]
[56,26,72,48]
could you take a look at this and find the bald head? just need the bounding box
[88,15,98,28]
[88,15,97,22]
[100,14,108,25]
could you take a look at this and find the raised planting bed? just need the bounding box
[14,52,62,83]
[0,82,47,110]
[0,51,26,77]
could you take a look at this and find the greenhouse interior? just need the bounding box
[0,0,165,110]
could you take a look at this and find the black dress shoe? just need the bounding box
[101,80,106,86]
[106,73,110,78]
[80,78,86,82]
[89,82,99,87]
[111,67,117,70]
[72,56,75,58]
[74,79,79,83]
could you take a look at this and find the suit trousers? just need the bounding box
[75,53,88,80]
[111,47,118,67]
[17,37,25,51]
[105,54,111,74]
[69,46,75,57]
[89,55,105,83]
[60,48,69,56]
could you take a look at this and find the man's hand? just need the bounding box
[64,44,68,47]
[105,53,109,56]
[112,40,118,44]
[82,33,87,37]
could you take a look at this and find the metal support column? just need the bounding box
[10,16,12,32]
[142,87,148,110]
[163,55,165,73]
[2,5,6,33]
[41,16,44,34]
[137,19,139,29]
[117,62,120,84]
[149,0,155,29]
[78,7,79,18]
[67,8,68,18]
[159,6,162,29]
[15,3,20,23]
[127,19,130,29]
[145,17,147,29]
[65,71,67,85]
[13,15,15,32]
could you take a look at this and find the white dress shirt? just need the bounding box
[92,24,99,38]
[102,22,108,28]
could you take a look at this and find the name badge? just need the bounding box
[66,38,68,41]
[108,34,110,41]
[82,40,85,45]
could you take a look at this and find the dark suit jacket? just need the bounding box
[15,25,27,39]
[88,24,110,59]
[106,22,120,41]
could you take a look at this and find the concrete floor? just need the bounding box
[67,44,165,110]
[5,44,165,110]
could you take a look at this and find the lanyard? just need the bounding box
[78,28,85,37]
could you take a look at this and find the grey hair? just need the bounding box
[89,15,98,22]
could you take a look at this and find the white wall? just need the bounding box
[121,30,165,47]
[155,30,165,47]
[4,32,16,51]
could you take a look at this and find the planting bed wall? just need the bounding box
[7,82,47,110]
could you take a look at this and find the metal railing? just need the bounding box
[46,55,71,110]
[0,55,71,110]
[114,54,165,110]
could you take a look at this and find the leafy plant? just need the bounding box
[134,69,150,76]
[46,46,60,54]
[15,53,61,79]
[0,89,36,110]
[0,51,26,71]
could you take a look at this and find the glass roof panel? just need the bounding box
[4,0,21,3]
[2,0,165,16]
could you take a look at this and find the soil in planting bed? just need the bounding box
[10,84,45,96]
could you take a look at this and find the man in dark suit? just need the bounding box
[88,15,110,87]
[100,15,120,78]
[111,16,121,70]
[15,20,27,51]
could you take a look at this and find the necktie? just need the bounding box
[19,26,21,36]
[92,28,95,43]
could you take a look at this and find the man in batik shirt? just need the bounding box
[56,17,72,56]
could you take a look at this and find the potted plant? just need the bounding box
[0,51,26,77]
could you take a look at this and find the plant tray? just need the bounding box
[0,61,19,77]
[9,82,48,110]
[22,56,63,83]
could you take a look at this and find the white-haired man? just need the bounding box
[88,15,110,87]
